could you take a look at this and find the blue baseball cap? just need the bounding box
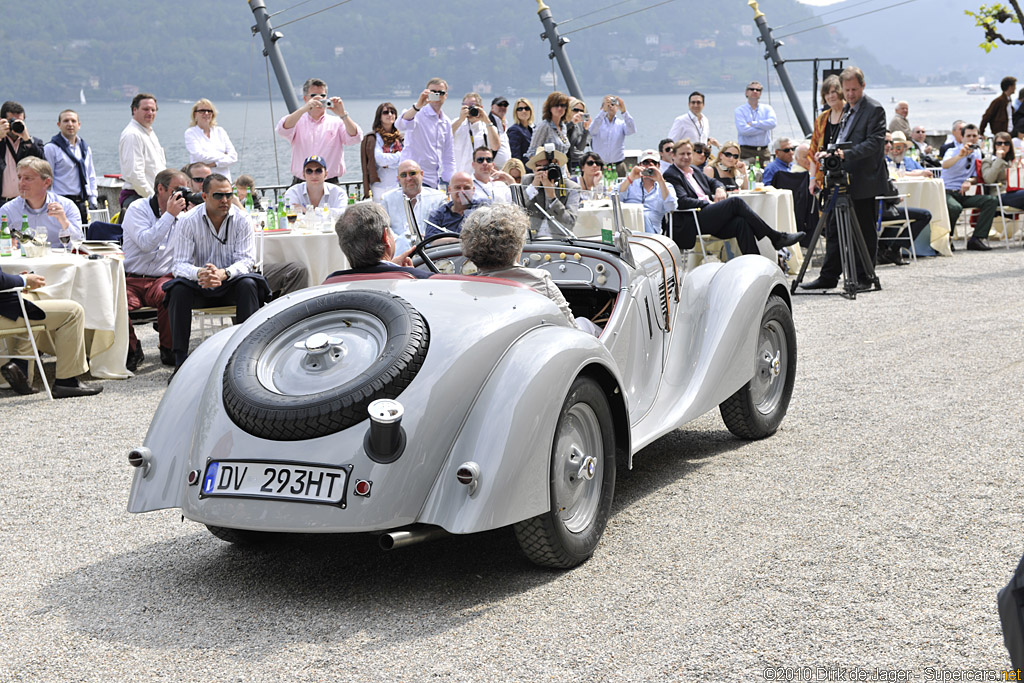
[303,155,327,169]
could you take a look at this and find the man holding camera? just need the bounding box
[800,67,888,291]
[452,92,502,175]
[522,148,581,237]
[121,168,190,369]
[118,94,165,213]
[1,101,46,205]
[941,123,999,251]
[589,95,636,178]
[620,150,677,234]
[399,78,456,189]
[276,78,362,186]
[43,109,97,222]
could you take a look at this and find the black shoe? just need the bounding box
[126,345,145,373]
[967,237,992,251]
[52,382,102,398]
[773,231,806,249]
[876,248,906,266]
[159,346,175,367]
[1,361,37,395]
[853,281,874,292]
[798,277,838,290]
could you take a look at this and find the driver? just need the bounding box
[522,147,580,237]
[328,202,431,280]
[461,203,599,335]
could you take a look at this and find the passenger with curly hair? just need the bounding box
[461,204,600,334]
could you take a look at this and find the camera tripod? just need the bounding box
[791,182,881,300]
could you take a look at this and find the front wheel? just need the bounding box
[719,295,796,439]
[514,377,616,569]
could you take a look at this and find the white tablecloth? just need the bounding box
[0,251,129,378]
[574,201,644,238]
[895,177,951,256]
[261,231,349,287]
[735,188,804,274]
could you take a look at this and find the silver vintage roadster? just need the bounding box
[128,219,796,568]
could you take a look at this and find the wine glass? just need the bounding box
[58,226,71,254]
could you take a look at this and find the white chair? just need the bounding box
[192,227,264,340]
[874,193,917,263]
[980,183,1024,248]
[667,208,707,259]
[0,287,54,400]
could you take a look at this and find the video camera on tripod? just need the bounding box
[821,142,852,188]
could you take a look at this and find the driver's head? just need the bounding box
[460,203,528,269]
[335,202,394,268]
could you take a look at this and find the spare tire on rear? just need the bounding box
[222,290,429,441]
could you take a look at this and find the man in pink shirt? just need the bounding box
[276,78,363,185]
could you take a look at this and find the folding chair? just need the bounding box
[980,183,1024,248]
[875,193,917,263]
[0,288,54,400]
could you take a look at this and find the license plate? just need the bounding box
[200,460,352,508]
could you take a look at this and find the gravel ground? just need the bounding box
[1,248,1022,682]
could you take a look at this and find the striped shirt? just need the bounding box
[171,204,254,281]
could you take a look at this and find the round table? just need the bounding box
[895,177,952,256]
[261,231,350,287]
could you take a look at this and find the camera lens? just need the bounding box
[10,120,24,135]
[468,106,480,118]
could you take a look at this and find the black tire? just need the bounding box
[206,525,275,546]
[514,377,616,569]
[719,294,796,439]
[222,290,429,441]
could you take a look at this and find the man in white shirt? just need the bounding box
[165,174,268,371]
[118,93,166,213]
[589,95,637,176]
[452,92,502,174]
[283,154,346,210]
[0,157,83,247]
[43,109,97,222]
[470,146,513,204]
[488,97,509,133]
[668,92,718,151]
[380,159,445,252]
[121,168,189,369]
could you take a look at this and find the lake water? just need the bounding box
[18,85,993,188]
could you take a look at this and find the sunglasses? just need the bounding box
[572,108,585,113]
[641,160,657,166]
[430,90,446,96]
[304,167,325,174]
[495,103,508,107]
[551,103,567,108]
[398,171,420,178]
[516,106,531,112]
[191,176,208,183]
[720,151,739,159]
[748,87,762,92]
[584,160,605,167]
[780,147,795,153]
[689,101,703,106]
[195,109,213,114]
[474,157,493,164]
[995,141,1011,146]
[381,109,397,115]
[309,93,328,99]
[210,192,233,200]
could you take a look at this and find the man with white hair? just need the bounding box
[888,101,911,136]
[761,137,794,185]
[792,143,811,173]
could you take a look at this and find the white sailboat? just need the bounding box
[79,89,86,105]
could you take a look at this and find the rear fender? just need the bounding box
[126,326,241,513]
[418,325,626,534]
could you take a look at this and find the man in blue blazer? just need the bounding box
[328,202,433,281]
[664,138,804,254]
[0,268,102,397]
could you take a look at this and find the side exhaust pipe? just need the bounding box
[379,526,449,551]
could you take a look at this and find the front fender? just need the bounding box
[126,326,241,513]
[418,325,625,534]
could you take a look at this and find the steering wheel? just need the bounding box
[410,233,460,274]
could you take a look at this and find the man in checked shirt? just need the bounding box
[163,173,269,373]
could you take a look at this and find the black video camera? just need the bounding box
[822,142,852,187]
[173,186,203,206]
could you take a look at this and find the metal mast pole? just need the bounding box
[748,0,812,137]
[248,0,301,113]
[537,0,583,100]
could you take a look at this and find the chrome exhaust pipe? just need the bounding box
[379,526,449,551]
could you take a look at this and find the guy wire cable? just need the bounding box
[775,0,925,40]
[562,0,681,36]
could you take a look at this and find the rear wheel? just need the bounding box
[719,295,796,439]
[514,377,616,569]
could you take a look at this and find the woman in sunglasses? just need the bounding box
[705,141,748,192]
[576,151,609,195]
[501,158,526,185]
[360,102,403,202]
[981,131,1024,210]
[508,97,534,164]
[567,98,592,173]
[184,98,238,181]
[526,92,571,161]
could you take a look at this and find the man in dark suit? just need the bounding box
[0,268,102,397]
[664,138,804,255]
[328,202,432,281]
[801,66,887,291]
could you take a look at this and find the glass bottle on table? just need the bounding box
[0,216,11,257]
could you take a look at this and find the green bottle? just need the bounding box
[266,203,278,230]
[0,216,10,257]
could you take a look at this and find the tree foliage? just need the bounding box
[966,2,1024,52]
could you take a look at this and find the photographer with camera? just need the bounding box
[1,101,46,205]
[800,67,888,291]
[589,95,636,178]
[620,150,677,234]
[398,78,456,189]
[452,92,503,175]
[522,147,581,237]
[276,77,362,186]
[941,123,999,251]
[121,168,191,370]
